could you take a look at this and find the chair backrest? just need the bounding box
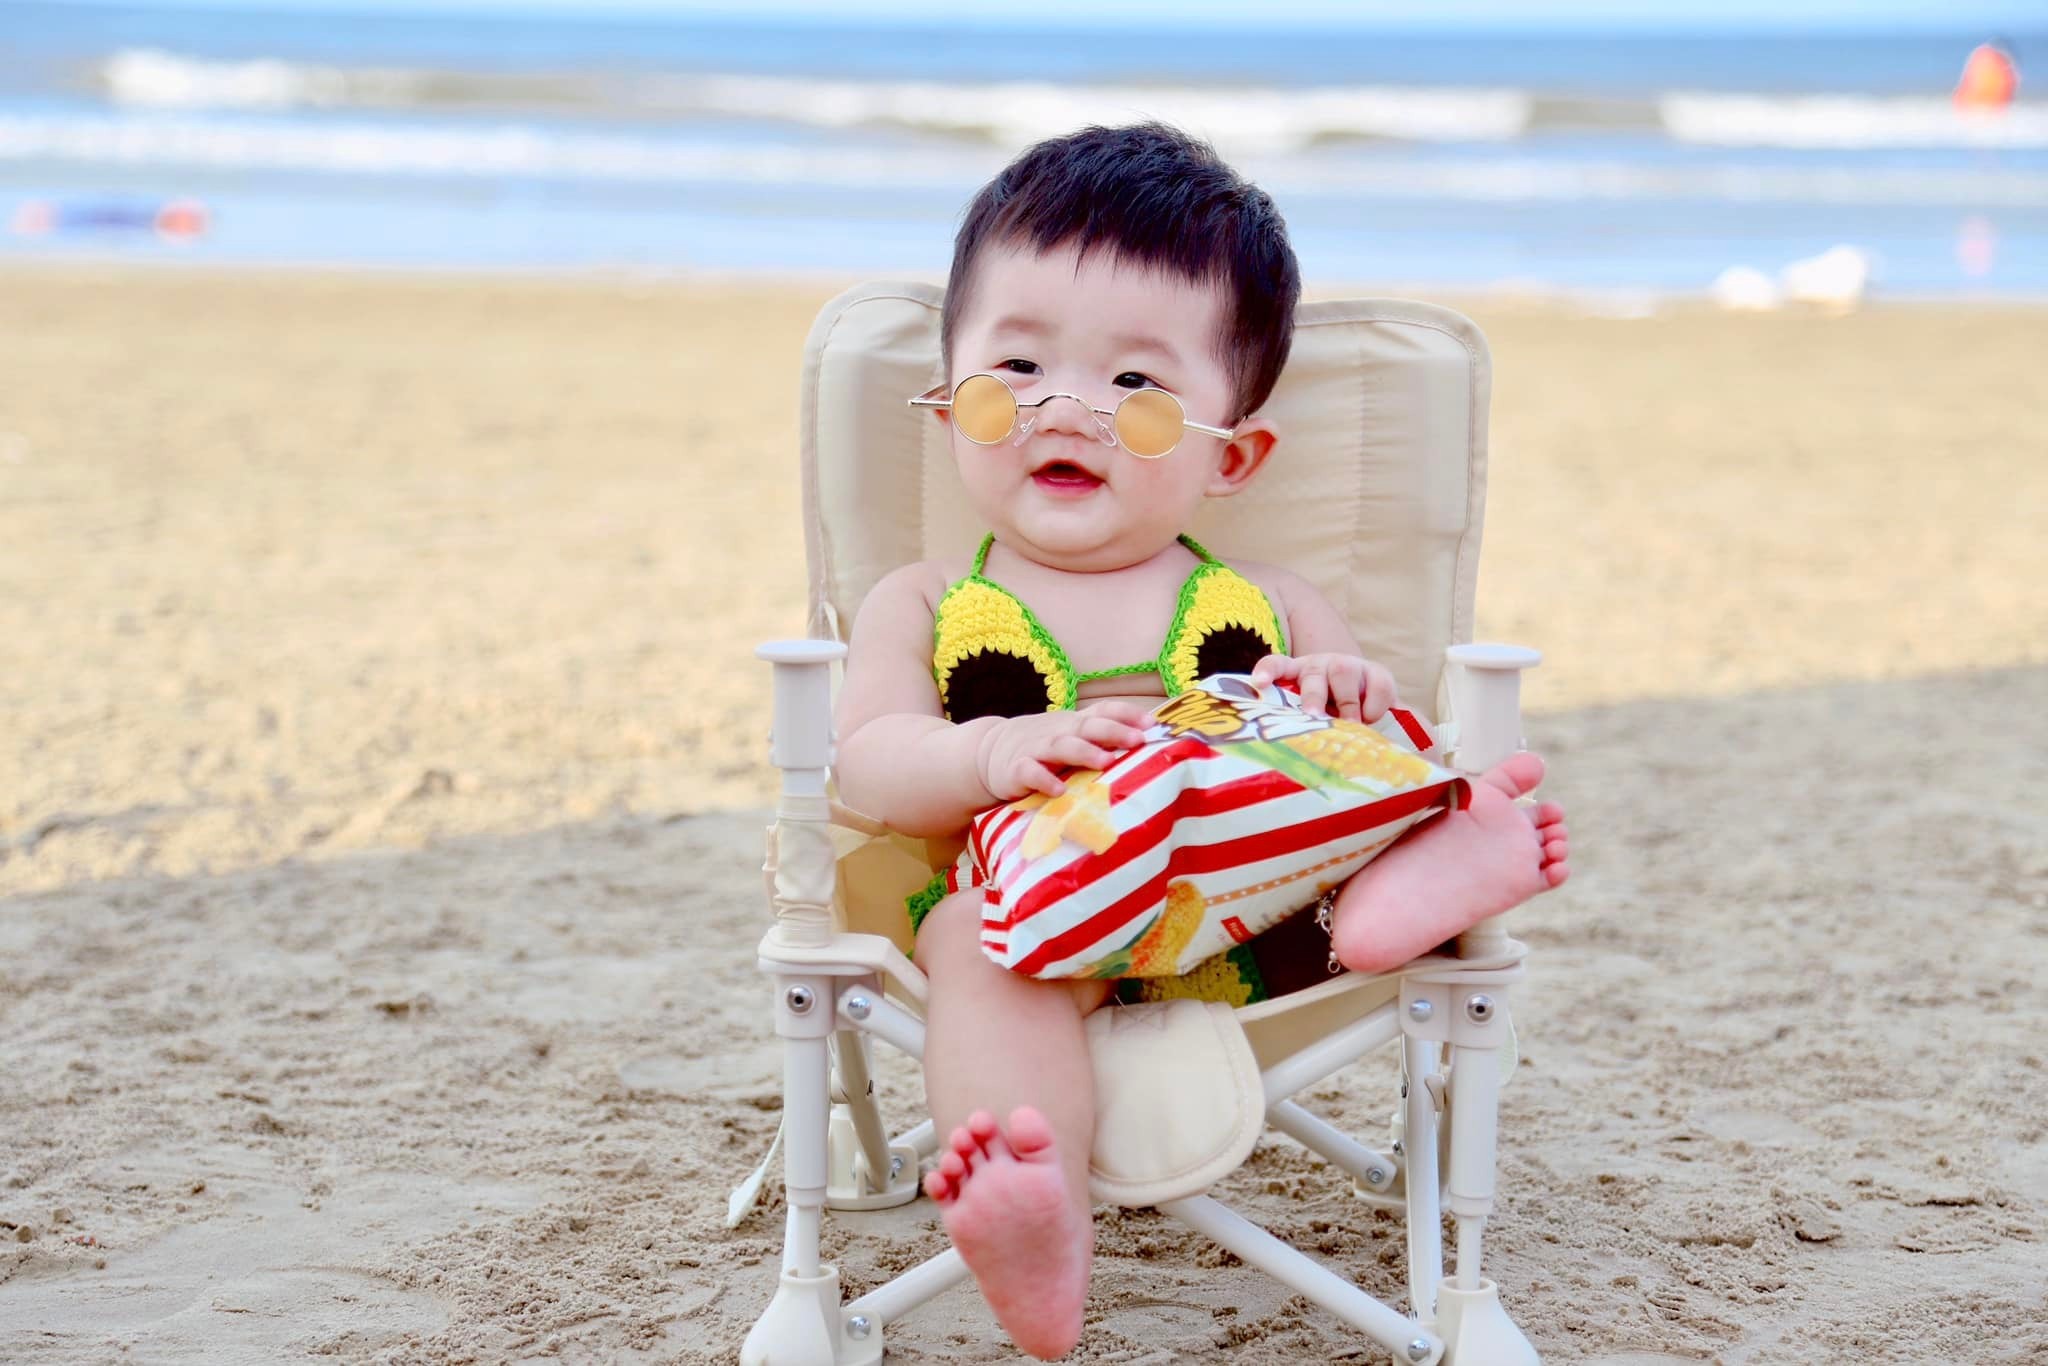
[798,281,1490,715]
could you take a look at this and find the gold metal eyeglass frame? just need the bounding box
[908,372,1237,460]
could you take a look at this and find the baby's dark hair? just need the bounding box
[940,122,1301,424]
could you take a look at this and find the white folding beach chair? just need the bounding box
[740,281,1547,1365]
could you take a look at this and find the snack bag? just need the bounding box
[968,674,1470,980]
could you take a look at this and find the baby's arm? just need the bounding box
[833,566,995,836]
[1245,567,1399,721]
[834,566,1150,837]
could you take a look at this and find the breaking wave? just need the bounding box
[1662,93,2048,149]
[98,48,1529,150]
[96,48,2048,152]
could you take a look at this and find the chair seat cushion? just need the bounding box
[1086,999,1263,1207]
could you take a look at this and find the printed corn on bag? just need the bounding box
[966,674,1470,980]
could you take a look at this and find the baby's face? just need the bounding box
[942,242,1248,571]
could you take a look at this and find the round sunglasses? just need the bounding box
[908,372,1236,460]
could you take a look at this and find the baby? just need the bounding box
[833,122,1569,1359]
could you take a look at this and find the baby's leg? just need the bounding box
[917,889,1113,1360]
[1329,753,1570,975]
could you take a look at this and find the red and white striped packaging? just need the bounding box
[967,674,1471,981]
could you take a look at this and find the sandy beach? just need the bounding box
[2,267,2044,1362]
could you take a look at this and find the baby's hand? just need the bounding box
[974,701,1155,802]
[1251,653,1398,722]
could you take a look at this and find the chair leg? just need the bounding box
[743,972,875,1366]
[1402,1035,1445,1321]
[1268,1099,1399,1195]
[826,1023,920,1211]
[1433,999,1539,1366]
[844,1247,974,1328]
[1163,1194,1443,1365]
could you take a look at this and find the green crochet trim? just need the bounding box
[1075,661,1156,683]
[1232,944,1269,1002]
[906,869,951,939]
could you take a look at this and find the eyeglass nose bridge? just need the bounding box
[1012,390,1117,448]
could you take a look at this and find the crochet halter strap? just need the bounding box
[931,534,1287,722]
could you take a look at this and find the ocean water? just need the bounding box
[2,3,2044,296]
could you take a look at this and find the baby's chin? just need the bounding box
[985,511,1193,572]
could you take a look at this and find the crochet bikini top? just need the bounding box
[933,533,1288,723]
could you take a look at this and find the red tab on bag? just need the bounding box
[1389,706,1433,752]
[1222,916,1252,944]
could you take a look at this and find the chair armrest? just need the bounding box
[757,638,845,773]
[755,930,929,1011]
[1443,642,1540,774]
[1443,644,1541,959]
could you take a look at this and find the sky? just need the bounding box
[29,0,2048,29]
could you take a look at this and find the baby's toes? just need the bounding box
[1003,1106,1057,1160]
[951,1117,992,1163]
[926,1151,968,1202]
[966,1109,1009,1160]
[943,1130,983,1181]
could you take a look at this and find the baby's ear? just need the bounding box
[1207,419,1277,498]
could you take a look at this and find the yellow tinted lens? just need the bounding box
[952,374,1017,445]
[1115,387,1185,458]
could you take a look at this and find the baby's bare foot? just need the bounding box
[1330,752,1569,974]
[923,1107,1090,1359]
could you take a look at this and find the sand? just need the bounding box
[1,268,2044,1363]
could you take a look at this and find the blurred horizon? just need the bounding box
[26,0,2048,29]
[3,0,2041,296]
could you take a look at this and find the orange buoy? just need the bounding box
[154,199,210,240]
[1954,42,2019,112]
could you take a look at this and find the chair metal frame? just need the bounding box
[741,638,1545,1366]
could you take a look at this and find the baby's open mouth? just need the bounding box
[1031,460,1104,493]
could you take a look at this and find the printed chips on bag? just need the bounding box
[968,674,1470,980]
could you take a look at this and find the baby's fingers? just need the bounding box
[1012,758,1065,799]
[1078,713,1148,750]
[1361,666,1398,722]
[1250,653,1295,687]
[1325,661,1367,721]
[1296,661,1331,717]
[1043,736,1120,772]
[1084,699,1159,732]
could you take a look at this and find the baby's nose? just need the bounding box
[1023,392,1114,445]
